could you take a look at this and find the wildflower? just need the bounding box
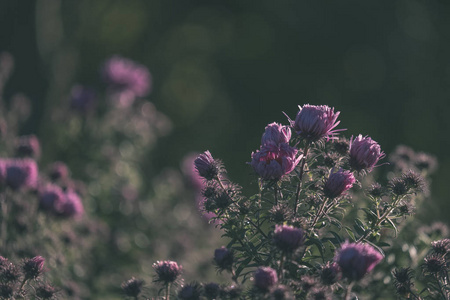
[273,225,304,253]
[56,190,84,219]
[223,285,242,299]
[334,242,383,281]
[0,159,38,190]
[102,56,151,98]
[214,191,232,209]
[15,135,40,159]
[299,275,317,292]
[349,135,385,172]
[22,256,45,280]
[0,263,20,283]
[69,85,96,114]
[203,282,221,300]
[35,284,57,299]
[214,247,234,271]
[269,285,293,300]
[431,239,450,255]
[153,260,182,284]
[254,267,278,292]
[367,182,384,198]
[194,151,220,181]
[333,139,350,155]
[269,204,292,223]
[47,161,69,182]
[389,171,424,196]
[392,268,414,297]
[261,122,291,146]
[423,254,446,274]
[323,168,355,199]
[414,152,438,173]
[39,184,65,213]
[178,282,202,300]
[121,277,144,298]
[292,104,342,142]
[320,262,341,285]
[251,143,301,181]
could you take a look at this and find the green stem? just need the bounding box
[310,197,329,232]
[294,143,310,216]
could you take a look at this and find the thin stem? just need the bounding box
[344,282,354,300]
[310,197,328,232]
[278,254,285,280]
[165,282,171,300]
[17,278,28,295]
[274,186,278,205]
[231,269,239,285]
[294,143,310,215]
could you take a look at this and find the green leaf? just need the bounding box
[384,217,398,237]
[345,226,356,242]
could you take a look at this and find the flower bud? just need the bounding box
[48,161,69,182]
[254,267,278,292]
[1,159,38,190]
[214,247,234,271]
[153,260,182,284]
[22,256,45,280]
[178,282,202,300]
[261,122,291,146]
[273,225,304,253]
[323,168,355,199]
[121,277,144,298]
[431,239,450,255]
[15,135,40,159]
[194,151,219,181]
[334,242,383,281]
[320,262,341,285]
[36,284,57,299]
[349,135,384,172]
[204,282,221,300]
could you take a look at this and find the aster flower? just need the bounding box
[39,184,65,213]
[153,260,182,284]
[423,254,446,275]
[56,190,84,219]
[261,122,291,146]
[253,267,278,292]
[15,135,40,159]
[334,242,383,281]
[320,262,341,285]
[251,143,302,181]
[47,161,69,182]
[178,282,202,300]
[349,135,385,172]
[121,277,144,298]
[323,168,356,199]
[291,104,343,142]
[22,256,45,280]
[273,225,304,253]
[194,151,220,181]
[214,247,234,272]
[0,159,38,190]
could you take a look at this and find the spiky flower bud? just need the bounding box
[48,162,69,182]
[214,247,234,271]
[35,284,57,299]
[320,262,341,285]
[333,139,350,155]
[194,151,220,181]
[22,256,45,280]
[431,239,450,255]
[269,204,292,223]
[349,135,384,172]
[273,225,304,253]
[367,183,384,198]
[178,282,202,300]
[203,282,221,300]
[121,277,144,298]
[392,268,414,297]
[153,260,182,284]
[423,254,446,274]
[323,168,355,199]
[334,242,383,281]
[0,263,20,283]
[254,267,278,292]
[270,285,293,300]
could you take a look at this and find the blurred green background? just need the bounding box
[1,0,449,222]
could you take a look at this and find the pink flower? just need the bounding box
[349,135,385,172]
[323,168,356,199]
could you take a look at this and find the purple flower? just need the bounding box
[261,122,291,146]
[253,267,278,291]
[323,168,356,199]
[39,184,65,213]
[102,56,151,98]
[214,247,234,271]
[292,104,342,142]
[47,161,69,182]
[273,225,304,253]
[194,151,219,181]
[56,190,84,219]
[69,85,96,114]
[22,256,45,279]
[320,262,341,285]
[334,242,383,281]
[153,260,182,284]
[15,135,40,159]
[0,159,38,190]
[251,143,302,181]
[349,135,385,172]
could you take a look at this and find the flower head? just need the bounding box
[203,282,221,300]
[22,256,45,280]
[0,159,38,190]
[320,262,341,285]
[273,225,304,253]
[47,161,69,182]
[56,190,84,219]
[251,143,301,181]
[214,247,234,271]
[292,104,342,142]
[35,284,57,299]
[39,184,65,213]
[194,151,220,181]
[15,135,40,159]
[323,168,355,199]
[178,282,202,300]
[261,122,291,146]
[253,267,278,291]
[334,242,383,281]
[121,277,144,298]
[153,260,182,284]
[349,135,385,172]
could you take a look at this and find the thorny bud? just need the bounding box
[431,239,450,255]
[392,267,414,297]
[214,247,234,272]
[22,256,45,280]
[320,262,341,285]
[203,282,221,300]
[121,277,144,298]
[178,282,202,300]
[423,254,446,274]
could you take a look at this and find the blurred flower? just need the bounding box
[181,152,203,190]
[35,284,57,299]
[47,161,69,182]
[0,285,13,299]
[414,152,438,173]
[251,143,301,181]
[323,168,355,199]
[273,225,304,253]
[261,122,291,146]
[254,267,278,292]
[269,285,293,300]
[0,263,20,283]
[203,282,221,300]
[431,239,450,255]
[22,256,45,280]
[39,184,65,212]
[178,282,202,300]
[349,135,385,172]
[423,254,446,275]
[102,56,151,102]
[0,159,38,190]
[121,277,144,298]
[214,247,234,272]
[56,190,84,219]
[153,260,182,284]
[194,151,220,181]
[292,104,342,142]
[69,85,97,114]
[14,135,40,159]
[320,262,341,285]
[334,242,383,281]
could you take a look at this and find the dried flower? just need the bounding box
[15,135,40,159]
[153,260,182,284]
[254,267,278,291]
[194,151,220,181]
[251,143,301,181]
[261,122,291,146]
[392,267,414,297]
[323,168,355,199]
[22,256,45,280]
[334,242,383,281]
[214,247,234,271]
[273,225,304,253]
[121,277,144,298]
[349,135,385,172]
[292,104,342,142]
